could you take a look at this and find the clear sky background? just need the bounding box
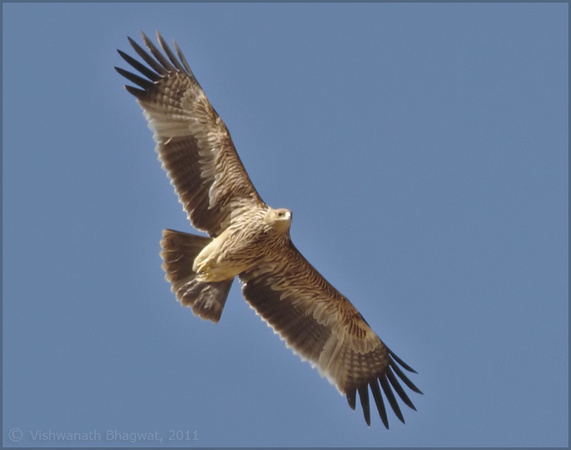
[2,2,568,448]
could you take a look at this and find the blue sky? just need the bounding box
[2,2,568,448]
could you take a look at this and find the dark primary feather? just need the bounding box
[370,379,389,428]
[141,32,177,72]
[155,33,187,73]
[114,66,152,90]
[358,385,371,426]
[387,367,416,410]
[127,35,166,76]
[117,49,160,81]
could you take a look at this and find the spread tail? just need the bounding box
[160,229,233,323]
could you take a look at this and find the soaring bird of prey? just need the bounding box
[116,31,422,428]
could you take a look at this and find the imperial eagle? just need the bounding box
[116,31,422,428]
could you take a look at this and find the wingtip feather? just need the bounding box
[346,390,356,410]
[370,379,389,429]
[379,375,405,424]
[357,385,371,426]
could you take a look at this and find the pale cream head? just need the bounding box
[265,207,292,233]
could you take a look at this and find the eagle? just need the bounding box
[116,31,422,428]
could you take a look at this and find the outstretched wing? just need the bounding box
[239,244,422,428]
[116,32,264,237]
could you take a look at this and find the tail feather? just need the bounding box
[160,229,233,323]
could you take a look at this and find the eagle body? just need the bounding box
[116,32,422,428]
[193,207,292,282]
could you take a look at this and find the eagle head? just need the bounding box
[265,207,292,234]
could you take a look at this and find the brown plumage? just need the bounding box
[116,31,422,428]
